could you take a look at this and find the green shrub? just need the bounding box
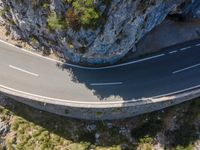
[42,3,49,9]
[47,12,67,30]
[46,0,102,31]
[66,0,100,29]
[0,6,9,17]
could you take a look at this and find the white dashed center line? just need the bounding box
[9,65,39,77]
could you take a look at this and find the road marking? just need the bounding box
[169,50,178,54]
[87,54,166,70]
[9,65,39,77]
[173,63,200,74]
[195,43,200,47]
[0,39,197,71]
[0,39,165,70]
[180,46,191,51]
[0,39,63,64]
[151,84,200,99]
[0,83,200,105]
[90,82,123,86]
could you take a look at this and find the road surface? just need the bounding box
[0,40,200,103]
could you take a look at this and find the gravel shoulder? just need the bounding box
[136,18,200,56]
[121,18,200,62]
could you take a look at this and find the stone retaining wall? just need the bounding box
[0,85,200,120]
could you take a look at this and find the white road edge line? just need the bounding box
[173,63,200,74]
[90,82,123,86]
[0,39,165,70]
[151,84,200,99]
[0,39,63,64]
[169,50,178,54]
[0,83,200,104]
[9,65,39,77]
[195,43,200,47]
[94,54,166,69]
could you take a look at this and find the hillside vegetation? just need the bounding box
[47,0,101,31]
[0,96,200,150]
[1,0,199,64]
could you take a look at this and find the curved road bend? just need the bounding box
[0,40,200,103]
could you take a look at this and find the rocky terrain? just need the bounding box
[0,95,200,150]
[0,0,200,65]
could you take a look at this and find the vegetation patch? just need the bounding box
[47,12,68,31]
[46,0,102,31]
[1,97,200,150]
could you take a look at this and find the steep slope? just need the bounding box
[0,0,199,64]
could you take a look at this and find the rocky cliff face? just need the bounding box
[0,0,199,65]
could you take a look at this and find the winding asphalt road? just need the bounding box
[0,39,200,103]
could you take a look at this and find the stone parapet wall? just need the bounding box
[0,84,200,120]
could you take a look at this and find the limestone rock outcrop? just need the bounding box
[0,0,199,64]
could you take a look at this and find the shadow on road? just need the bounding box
[55,60,178,102]
[56,62,147,101]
